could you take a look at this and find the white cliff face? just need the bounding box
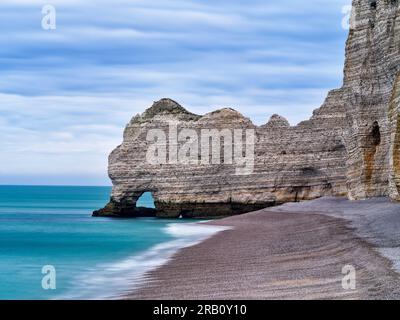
[95,0,400,218]
[339,0,400,200]
[95,98,348,218]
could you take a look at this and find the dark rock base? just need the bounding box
[92,201,157,218]
[92,200,277,218]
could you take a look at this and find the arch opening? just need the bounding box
[136,191,156,209]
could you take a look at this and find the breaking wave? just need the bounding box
[58,222,229,299]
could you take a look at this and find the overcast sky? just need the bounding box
[0,0,351,185]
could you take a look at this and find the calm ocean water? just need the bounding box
[0,186,224,300]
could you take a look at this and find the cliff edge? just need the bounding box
[95,0,400,218]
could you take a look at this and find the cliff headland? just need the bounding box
[95,0,400,218]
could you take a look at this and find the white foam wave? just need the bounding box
[57,222,229,300]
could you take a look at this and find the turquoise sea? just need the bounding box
[0,186,223,300]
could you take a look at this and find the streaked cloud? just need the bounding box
[0,0,352,185]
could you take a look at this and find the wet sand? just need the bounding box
[128,198,400,300]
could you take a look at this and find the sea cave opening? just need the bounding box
[370,121,381,147]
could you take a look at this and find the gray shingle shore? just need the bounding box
[127,197,400,300]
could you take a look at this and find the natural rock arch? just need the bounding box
[94,1,400,218]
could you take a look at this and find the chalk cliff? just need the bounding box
[94,0,400,218]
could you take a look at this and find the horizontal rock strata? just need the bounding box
[95,0,400,218]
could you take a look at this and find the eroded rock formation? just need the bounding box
[94,0,400,218]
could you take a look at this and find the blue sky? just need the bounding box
[0,0,351,186]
